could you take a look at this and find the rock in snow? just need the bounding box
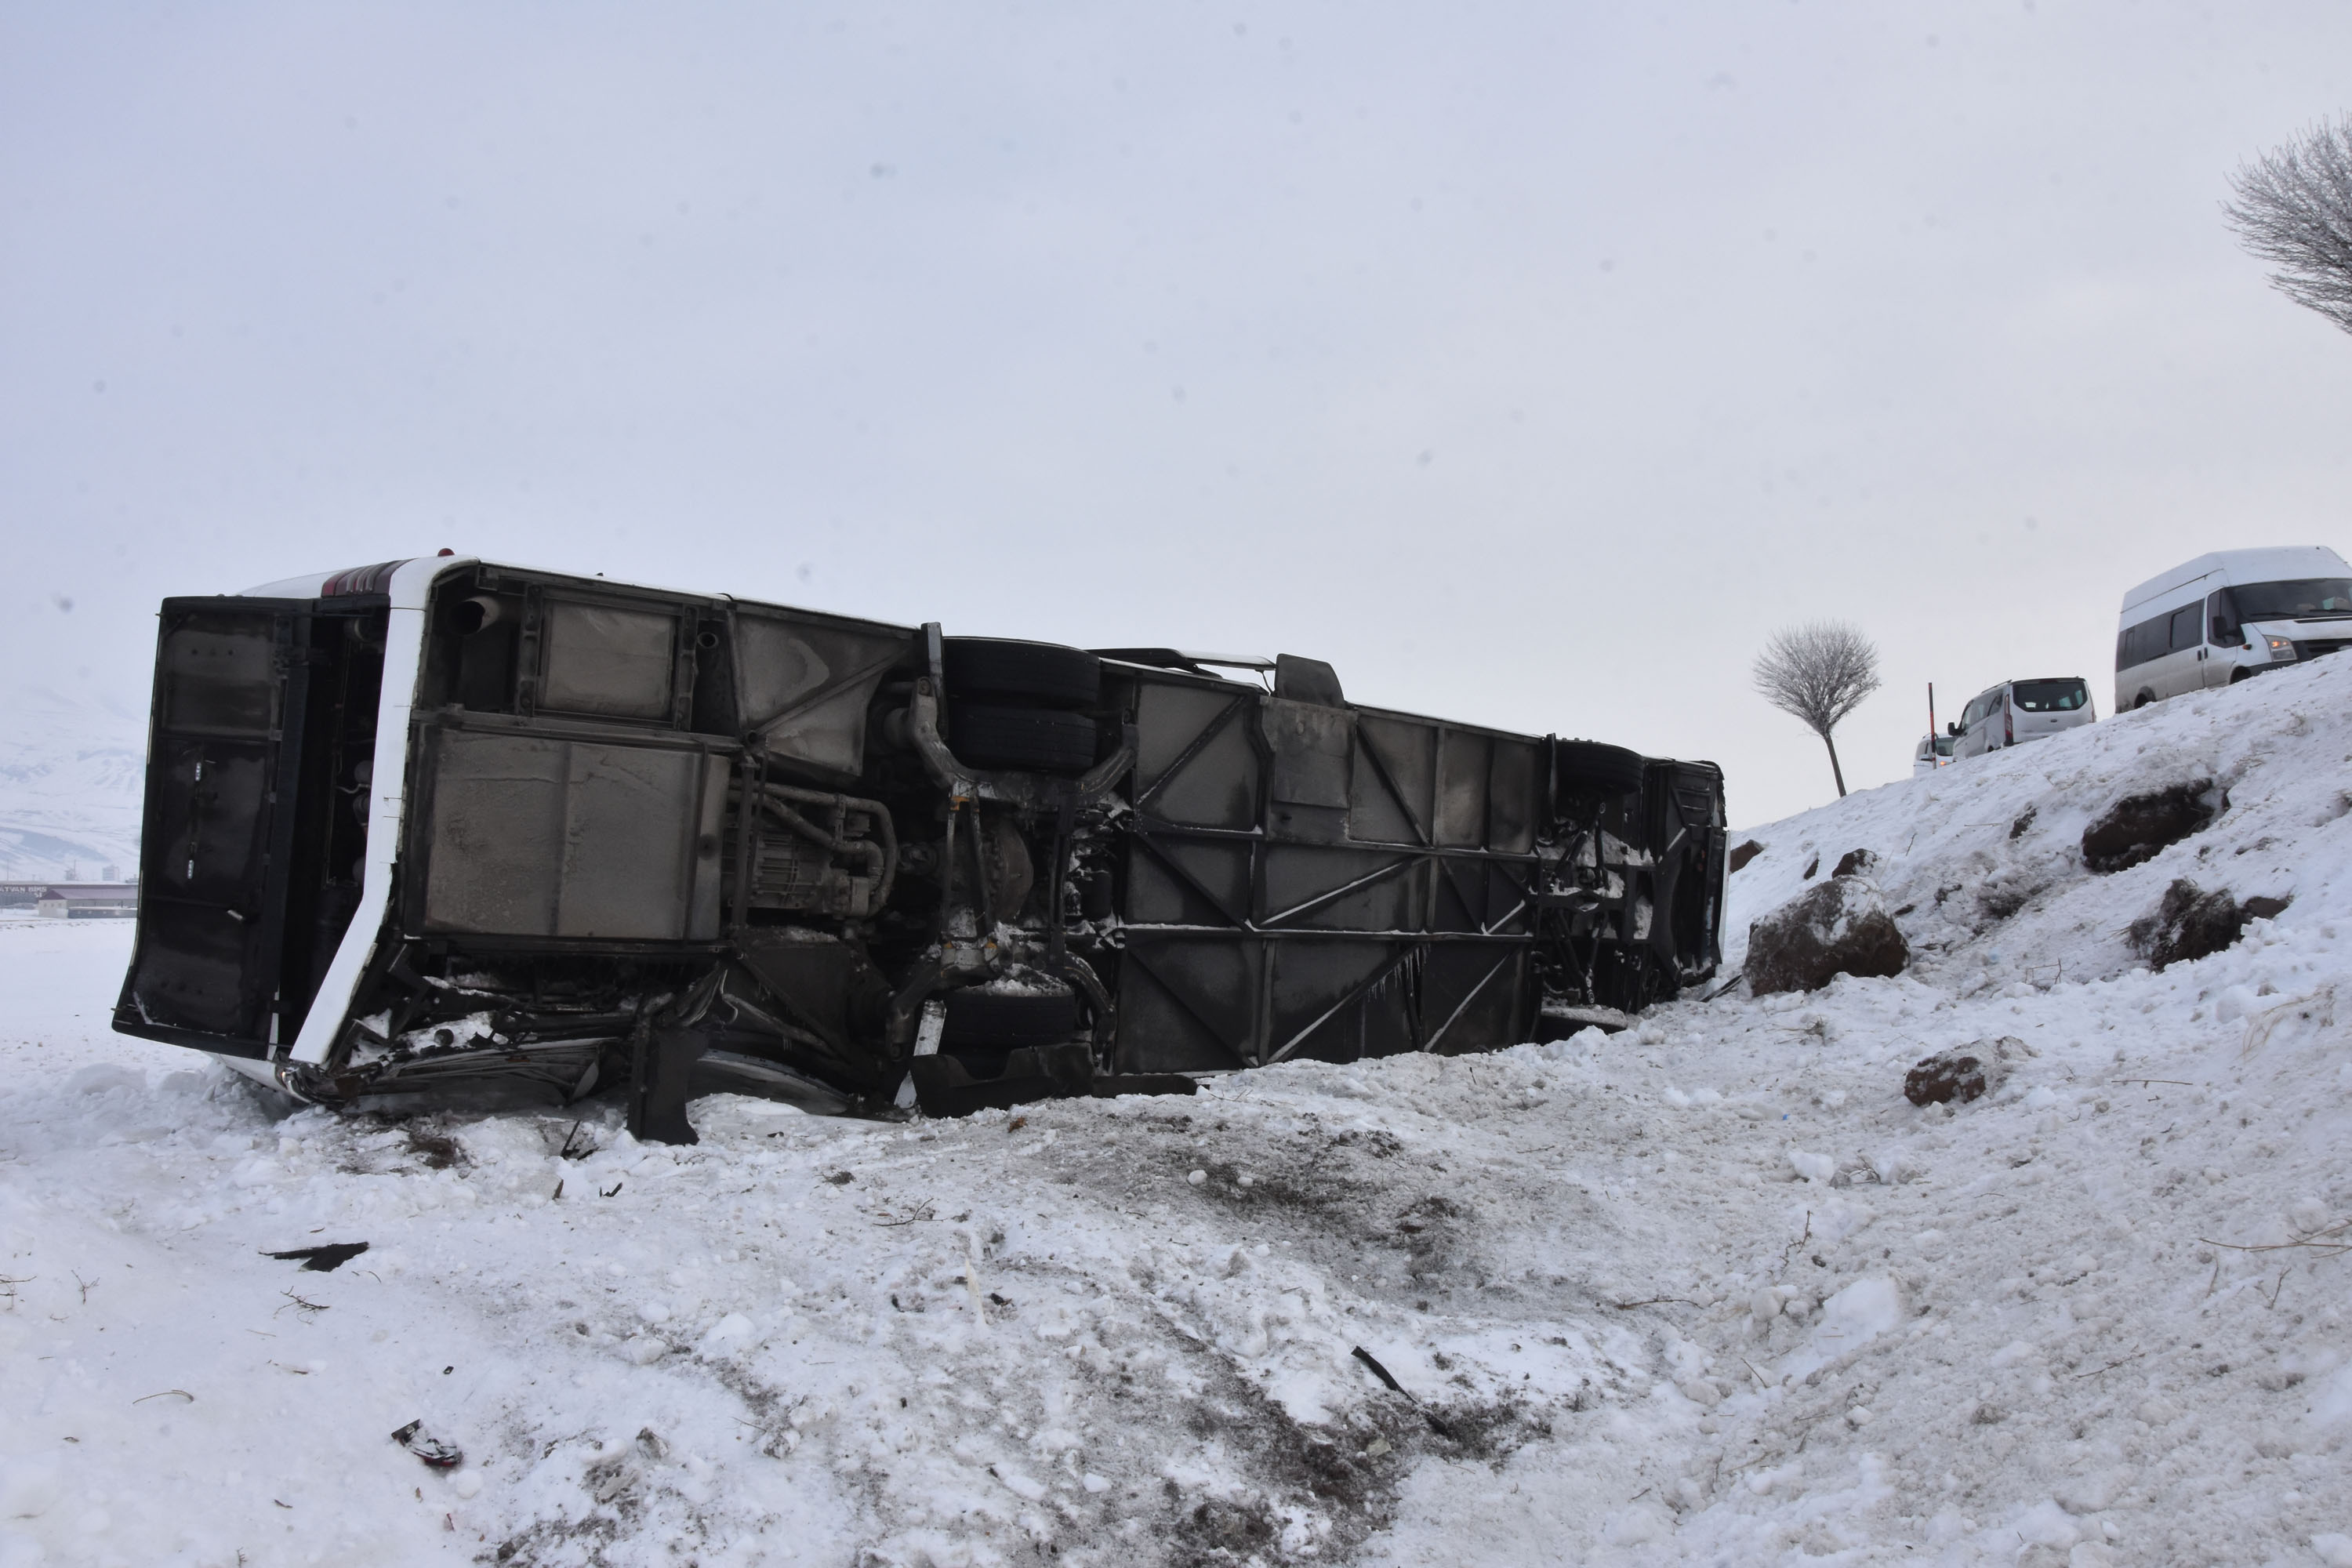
[1743,874,1910,995]
[1902,1038,2018,1106]
[2079,779,2219,873]
[2125,877,2253,970]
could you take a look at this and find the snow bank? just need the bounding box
[2,659,2351,1563]
[1725,653,2352,992]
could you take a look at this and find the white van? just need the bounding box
[2115,546,2352,710]
[1911,732,1954,776]
[1949,678,2096,760]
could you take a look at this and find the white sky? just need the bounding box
[5,2,2350,824]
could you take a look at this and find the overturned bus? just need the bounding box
[114,557,1727,1140]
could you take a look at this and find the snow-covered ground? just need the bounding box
[5,659,2352,1566]
[0,688,143,881]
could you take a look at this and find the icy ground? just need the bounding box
[6,660,2352,1566]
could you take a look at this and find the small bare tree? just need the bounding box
[2226,116,2352,336]
[1753,621,1881,799]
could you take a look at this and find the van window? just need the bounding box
[2207,588,2239,647]
[2230,577,2352,622]
[2168,604,2201,652]
[1934,734,1954,757]
[2012,678,2088,712]
[2118,611,2172,670]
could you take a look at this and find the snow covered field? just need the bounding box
[0,688,144,882]
[5,659,2352,1566]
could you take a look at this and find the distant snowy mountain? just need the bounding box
[0,688,147,881]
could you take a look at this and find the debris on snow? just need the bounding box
[390,1419,463,1469]
[260,1240,370,1272]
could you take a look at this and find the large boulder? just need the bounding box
[1747,876,1910,996]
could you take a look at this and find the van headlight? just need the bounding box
[2266,634,2299,661]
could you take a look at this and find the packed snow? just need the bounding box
[5,658,2352,1566]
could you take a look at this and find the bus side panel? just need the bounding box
[1107,668,1548,1075]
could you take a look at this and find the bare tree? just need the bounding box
[2226,116,2352,336]
[1752,621,1881,798]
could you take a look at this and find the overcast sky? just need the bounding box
[5,2,2350,824]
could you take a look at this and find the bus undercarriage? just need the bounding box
[116,557,1726,1142]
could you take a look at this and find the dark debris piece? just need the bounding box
[1350,1345,1407,1394]
[391,1418,463,1468]
[1350,1345,1453,1436]
[263,1242,371,1272]
[404,1129,463,1169]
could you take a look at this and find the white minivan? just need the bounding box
[2115,546,2352,710]
[1949,678,2096,760]
[1911,732,1954,776]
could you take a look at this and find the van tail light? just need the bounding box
[2005,708,2013,745]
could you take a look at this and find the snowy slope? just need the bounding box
[1722,654,2352,987]
[4,664,2352,1566]
[0,688,144,881]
